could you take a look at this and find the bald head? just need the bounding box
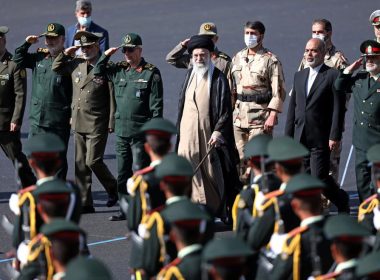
[304,38,326,68]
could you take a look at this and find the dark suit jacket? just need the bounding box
[285,64,345,148]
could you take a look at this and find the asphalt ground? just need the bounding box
[0,0,378,279]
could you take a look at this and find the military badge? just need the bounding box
[368,45,373,54]
[47,24,55,32]
[153,74,161,82]
[81,35,87,43]
[124,35,131,44]
[1,81,5,85]
[20,69,26,79]
[204,24,211,31]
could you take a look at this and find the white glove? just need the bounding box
[9,193,20,216]
[126,177,135,195]
[254,191,266,212]
[17,241,30,266]
[138,224,148,238]
[373,206,380,230]
[269,233,287,256]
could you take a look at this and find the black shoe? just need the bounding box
[82,206,95,214]
[106,194,118,207]
[109,211,126,221]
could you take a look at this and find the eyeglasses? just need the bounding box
[121,47,137,54]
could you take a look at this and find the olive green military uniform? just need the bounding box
[65,256,113,280]
[356,250,380,278]
[94,33,163,198]
[0,43,36,187]
[231,46,286,163]
[334,40,380,201]
[13,23,72,180]
[52,31,117,209]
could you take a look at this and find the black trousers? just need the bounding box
[355,147,375,202]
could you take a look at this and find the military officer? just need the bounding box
[94,32,163,211]
[231,21,286,177]
[166,22,232,77]
[121,118,176,223]
[356,251,380,279]
[271,173,333,280]
[201,236,253,280]
[0,26,36,187]
[64,256,113,280]
[369,10,380,43]
[52,30,117,214]
[334,40,380,202]
[313,215,370,280]
[13,23,72,180]
[156,200,212,280]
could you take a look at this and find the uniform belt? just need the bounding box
[237,92,272,104]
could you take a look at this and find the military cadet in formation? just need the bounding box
[0,26,36,188]
[52,30,118,214]
[201,236,253,280]
[314,214,370,280]
[94,32,164,219]
[13,23,72,180]
[230,21,286,178]
[166,22,232,78]
[232,134,281,240]
[132,153,193,279]
[369,10,380,43]
[156,200,212,280]
[334,40,380,202]
[271,173,333,280]
[123,118,176,225]
[64,256,113,280]
[356,250,380,279]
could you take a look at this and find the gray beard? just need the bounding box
[193,63,209,79]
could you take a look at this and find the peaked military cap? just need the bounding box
[199,22,218,36]
[356,251,380,277]
[23,133,65,156]
[367,144,380,163]
[155,153,193,180]
[0,26,9,36]
[243,134,272,159]
[203,236,253,262]
[139,118,177,138]
[43,23,65,37]
[324,214,370,241]
[285,173,325,195]
[187,35,215,54]
[369,10,380,26]
[267,136,309,162]
[65,256,113,280]
[33,178,72,197]
[121,33,142,47]
[360,40,380,56]
[40,218,84,238]
[164,199,211,226]
[74,31,101,46]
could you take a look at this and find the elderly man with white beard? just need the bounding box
[176,35,240,221]
[335,40,380,202]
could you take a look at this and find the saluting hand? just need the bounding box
[345,58,363,74]
[105,47,119,57]
[25,35,39,44]
[181,38,191,48]
[64,46,80,56]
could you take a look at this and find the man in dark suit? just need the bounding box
[285,38,348,212]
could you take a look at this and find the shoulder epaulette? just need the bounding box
[218,51,231,61]
[144,63,157,71]
[287,225,308,238]
[37,48,49,54]
[18,185,37,194]
[135,166,155,176]
[116,61,130,68]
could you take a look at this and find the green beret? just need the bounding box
[243,134,272,159]
[202,236,253,262]
[33,178,72,198]
[285,173,325,195]
[121,33,142,47]
[40,218,84,237]
[163,199,211,225]
[23,133,65,156]
[44,23,65,37]
[155,153,193,179]
[74,31,101,46]
[324,214,370,240]
[360,40,380,56]
[367,144,380,163]
[356,251,380,277]
[268,136,309,161]
[139,118,177,136]
[0,26,9,36]
[65,256,113,280]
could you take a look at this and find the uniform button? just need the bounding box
[361,122,364,125]
[78,98,81,101]
[87,90,90,93]
[371,102,373,105]
[363,100,365,103]
[362,111,364,114]
[78,107,81,109]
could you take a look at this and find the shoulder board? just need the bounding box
[144,63,157,71]
[287,225,308,238]
[135,166,155,176]
[218,52,231,60]
[363,194,378,205]
[115,61,130,68]
[263,50,279,62]
[264,189,284,200]
[19,185,37,194]
[37,48,49,54]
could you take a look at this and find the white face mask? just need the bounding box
[312,33,326,41]
[78,16,92,27]
[244,34,258,49]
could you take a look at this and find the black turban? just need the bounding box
[187,35,215,54]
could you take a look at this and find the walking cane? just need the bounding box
[193,144,216,175]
